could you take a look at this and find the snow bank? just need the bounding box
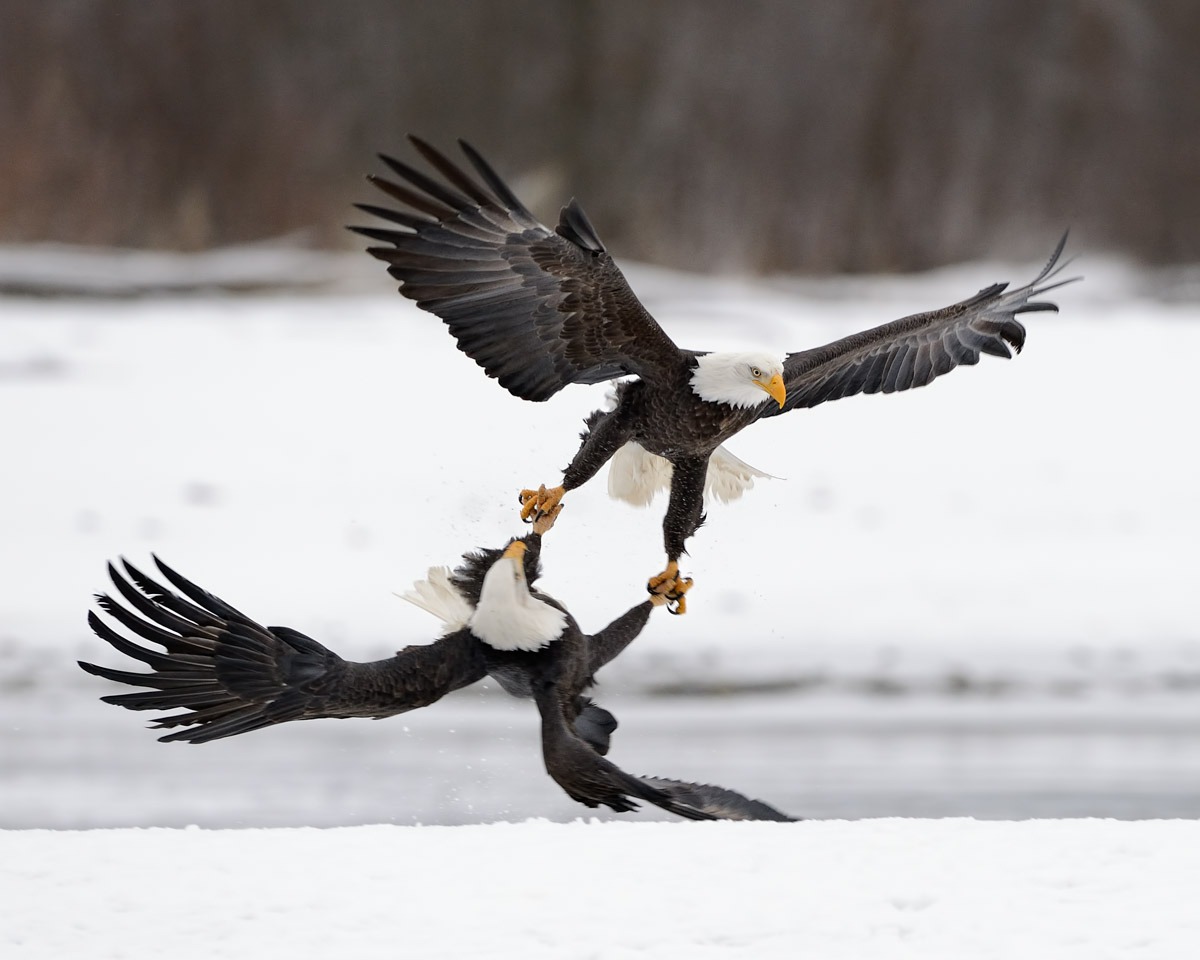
[4,819,1199,959]
[0,243,370,297]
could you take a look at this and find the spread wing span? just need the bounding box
[352,137,683,401]
[758,233,1077,418]
[78,557,486,743]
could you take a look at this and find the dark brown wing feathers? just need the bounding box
[760,232,1076,417]
[79,558,486,743]
[351,137,682,401]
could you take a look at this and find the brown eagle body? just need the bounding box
[79,541,795,822]
[354,138,1076,612]
[563,372,764,556]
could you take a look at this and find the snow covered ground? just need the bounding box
[5,819,1200,959]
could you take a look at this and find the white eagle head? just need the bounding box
[468,539,567,652]
[690,351,787,410]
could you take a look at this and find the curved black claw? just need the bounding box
[665,578,693,616]
[519,484,565,525]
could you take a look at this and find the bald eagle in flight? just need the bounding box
[353,138,1075,613]
[78,523,794,822]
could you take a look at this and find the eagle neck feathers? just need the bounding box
[468,557,567,652]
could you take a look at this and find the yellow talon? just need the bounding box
[519,487,542,521]
[519,484,565,524]
[647,562,692,614]
[647,561,680,594]
[667,577,693,615]
[531,501,564,536]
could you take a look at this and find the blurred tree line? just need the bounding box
[1,0,1196,272]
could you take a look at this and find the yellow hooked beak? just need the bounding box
[756,372,786,409]
[502,540,527,562]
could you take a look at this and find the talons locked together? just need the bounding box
[647,561,693,616]
[519,484,565,529]
[520,485,693,614]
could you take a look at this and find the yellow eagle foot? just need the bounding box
[665,577,693,615]
[530,501,564,536]
[519,484,565,525]
[647,561,680,594]
[647,562,694,615]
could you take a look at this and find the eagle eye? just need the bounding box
[751,366,762,378]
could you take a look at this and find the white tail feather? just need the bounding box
[706,445,778,504]
[607,441,674,506]
[607,441,776,507]
[397,566,474,633]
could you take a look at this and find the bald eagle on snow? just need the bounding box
[78,518,794,822]
[353,138,1076,613]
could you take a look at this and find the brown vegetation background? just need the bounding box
[1,0,1197,272]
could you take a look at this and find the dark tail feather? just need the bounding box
[637,777,799,822]
[533,683,676,815]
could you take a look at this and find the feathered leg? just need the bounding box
[520,407,632,523]
[586,599,658,674]
[647,457,706,613]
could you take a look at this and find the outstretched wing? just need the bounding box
[757,234,1077,418]
[637,777,798,822]
[351,137,684,401]
[79,557,486,743]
